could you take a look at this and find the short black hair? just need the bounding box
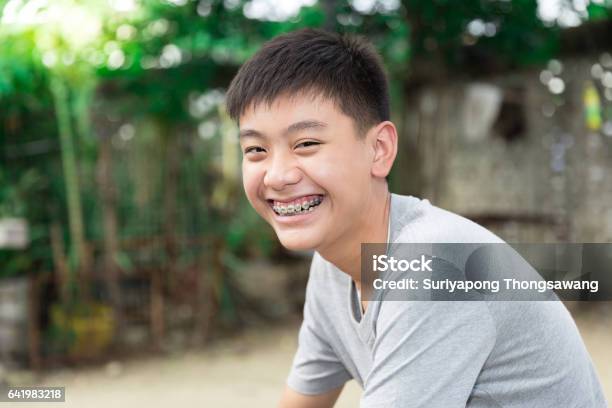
[226,28,390,134]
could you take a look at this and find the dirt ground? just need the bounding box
[8,303,611,408]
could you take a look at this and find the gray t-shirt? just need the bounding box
[287,194,607,407]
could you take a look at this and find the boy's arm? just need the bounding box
[278,385,343,408]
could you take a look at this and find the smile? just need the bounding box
[269,195,324,216]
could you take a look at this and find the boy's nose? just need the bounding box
[263,156,302,190]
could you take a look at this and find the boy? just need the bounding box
[226,29,606,407]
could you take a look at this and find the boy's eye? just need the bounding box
[244,146,266,154]
[295,141,320,149]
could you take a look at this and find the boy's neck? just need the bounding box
[318,186,391,286]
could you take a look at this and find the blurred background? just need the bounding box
[0,0,611,406]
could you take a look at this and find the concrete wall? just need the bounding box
[401,57,612,242]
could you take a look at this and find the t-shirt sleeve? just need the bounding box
[286,257,352,395]
[362,300,496,407]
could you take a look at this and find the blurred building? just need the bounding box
[400,24,612,243]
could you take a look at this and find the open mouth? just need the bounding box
[268,195,324,217]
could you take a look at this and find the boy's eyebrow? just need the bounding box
[239,119,327,139]
[283,119,327,136]
[239,128,264,139]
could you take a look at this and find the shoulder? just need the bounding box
[391,194,504,244]
[486,300,582,346]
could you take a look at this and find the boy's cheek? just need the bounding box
[242,172,267,216]
[241,172,257,203]
[241,163,259,192]
[243,184,260,212]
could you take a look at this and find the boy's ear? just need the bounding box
[370,121,398,178]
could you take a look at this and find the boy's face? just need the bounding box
[239,93,377,252]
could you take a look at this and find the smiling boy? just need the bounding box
[226,29,606,408]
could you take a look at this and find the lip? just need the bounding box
[266,193,324,204]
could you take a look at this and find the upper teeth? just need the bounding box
[273,196,322,215]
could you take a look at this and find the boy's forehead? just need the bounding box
[239,91,348,129]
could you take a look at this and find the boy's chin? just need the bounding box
[279,240,316,252]
[277,234,320,252]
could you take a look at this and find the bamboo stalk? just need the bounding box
[50,76,88,302]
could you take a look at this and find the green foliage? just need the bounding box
[400,0,561,69]
[0,168,42,217]
[0,0,610,307]
[225,197,276,257]
[0,168,46,278]
[587,2,612,20]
